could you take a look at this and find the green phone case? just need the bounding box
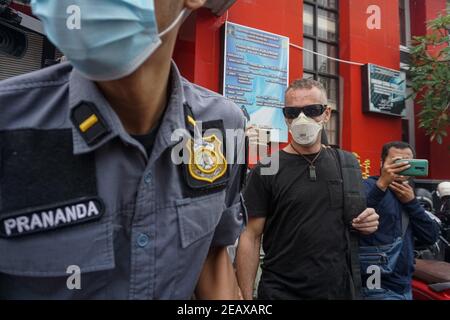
[395,159,429,177]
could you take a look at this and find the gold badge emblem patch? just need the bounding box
[187,135,227,183]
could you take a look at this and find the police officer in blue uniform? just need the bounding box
[0,0,246,299]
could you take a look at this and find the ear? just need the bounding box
[322,106,332,123]
[184,0,206,10]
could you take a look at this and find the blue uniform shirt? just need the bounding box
[0,62,246,299]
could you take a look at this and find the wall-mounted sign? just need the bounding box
[362,63,406,117]
[223,22,289,142]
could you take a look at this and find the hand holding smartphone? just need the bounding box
[394,159,429,177]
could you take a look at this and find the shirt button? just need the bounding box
[137,233,150,248]
[144,173,152,185]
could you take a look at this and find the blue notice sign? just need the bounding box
[223,22,290,142]
[362,64,407,117]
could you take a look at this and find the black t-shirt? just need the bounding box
[243,148,352,300]
[131,126,159,157]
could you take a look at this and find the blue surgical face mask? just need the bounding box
[31,0,188,81]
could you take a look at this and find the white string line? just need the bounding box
[221,13,363,67]
[290,43,365,66]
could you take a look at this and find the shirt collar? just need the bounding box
[68,61,187,157]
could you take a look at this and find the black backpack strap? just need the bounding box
[334,148,367,300]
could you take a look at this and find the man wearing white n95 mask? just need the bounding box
[236,79,379,300]
[0,0,246,299]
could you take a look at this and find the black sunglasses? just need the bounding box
[283,104,327,119]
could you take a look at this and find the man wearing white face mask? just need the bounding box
[0,0,246,299]
[236,79,379,300]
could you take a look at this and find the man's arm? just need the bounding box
[235,217,265,300]
[365,180,387,209]
[407,200,440,245]
[195,246,241,300]
[194,111,247,300]
[389,182,440,245]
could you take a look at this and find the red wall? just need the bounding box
[410,0,450,180]
[339,0,403,175]
[175,0,303,91]
[10,2,32,15]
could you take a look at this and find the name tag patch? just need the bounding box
[0,197,105,238]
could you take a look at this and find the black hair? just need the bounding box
[381,141,416,164]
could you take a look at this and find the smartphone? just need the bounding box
[394,159,429,177]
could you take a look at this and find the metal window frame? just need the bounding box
[399,0,412,48]
[400,1,414,146]
[303,0,340,146]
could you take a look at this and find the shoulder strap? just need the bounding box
[334,148,367,300]
[334,149,367,223]
[401,209,410,238]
